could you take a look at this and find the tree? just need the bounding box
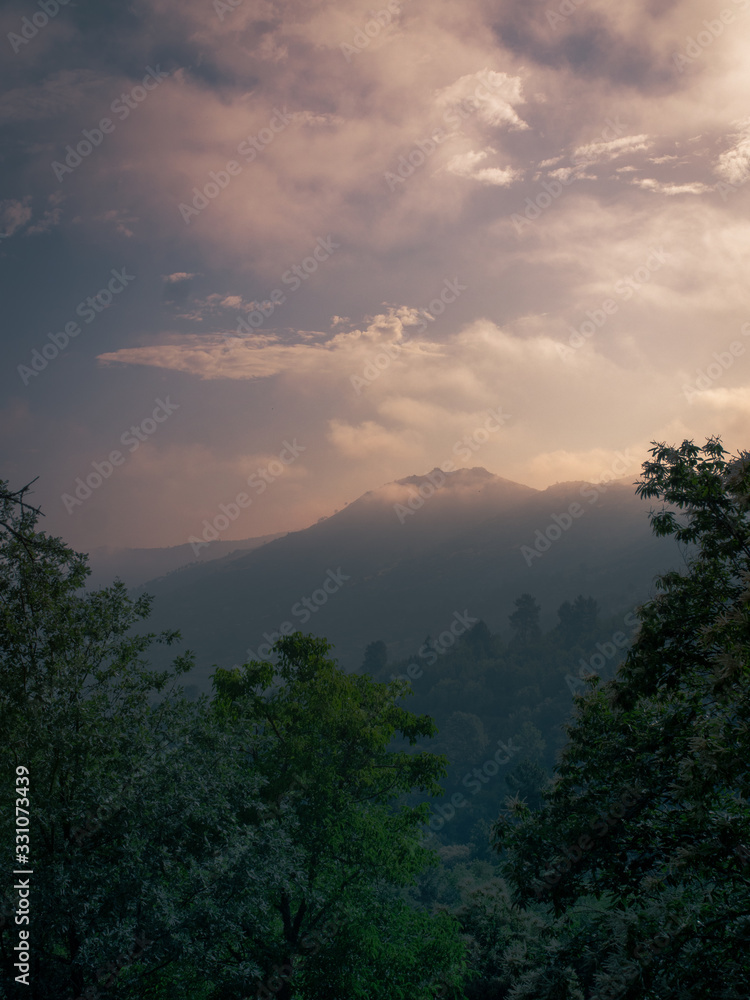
[508,595,541,644]
[462,621,494,658]
[0,480,468,999]
[211,633,468,999]
[555,596,600,647]
[504,723,549,813]
[437,711,490,766]
[361,639,388,676]
[0,481,298,1000]
[491,438,750,999]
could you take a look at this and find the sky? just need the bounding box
[2,0,750,551]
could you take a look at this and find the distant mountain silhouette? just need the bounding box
[85,532,285,590]
[134,467,686,686]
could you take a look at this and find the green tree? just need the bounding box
[492,438,750,999]
[508,595,541,644]
[555,596,600,647]
[504,723,549,813]
[361,639,388,675]
[0,482,298,1000]
[462,621,494,659]
[211,634,468,999]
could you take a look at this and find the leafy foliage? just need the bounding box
[6,436,748,999]
[492,439,750,998]
[0,481,466,1000]
[211,634,466,998]
[0,480,299,1000]
[508,595,542,644]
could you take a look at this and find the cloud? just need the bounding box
[489,0,683,90]
[632,178,712,195]
[163,272,198,283]
[0,198,32,237]
[434,69,529,130]
[96,307,435,381]
[522,445,643,487]
[0,194,63,237]
[446,149,522,186]
[715,117,750,185]
[92,208,137,237]
[10,0,750,552]
[692,386,750,417]
[0,69,105,125]
[572,134,651,166]
[327,419,420,459]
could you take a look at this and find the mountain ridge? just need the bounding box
[132,466,685,685]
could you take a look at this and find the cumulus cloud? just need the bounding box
[446,149,522,186]
[434,69,529,130]
[715,118,750,185]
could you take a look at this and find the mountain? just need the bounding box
[85,532,285,590]
[136,467,686,687]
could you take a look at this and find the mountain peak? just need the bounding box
[393,466,535,492]
[395,465,494,488]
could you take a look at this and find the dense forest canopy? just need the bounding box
[2,437,750,999]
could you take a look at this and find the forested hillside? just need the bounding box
[2,438,749,999]
[363,595,640,852]
[134,467,684,681]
